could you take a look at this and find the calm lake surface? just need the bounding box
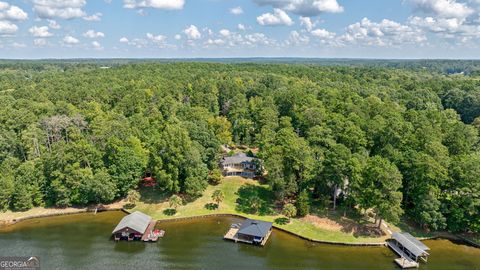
[0,211,478,270]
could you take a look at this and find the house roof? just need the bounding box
[112,211,152,234]
[392,232,430,257]
[221,153,255,164]
[238,219,272,238]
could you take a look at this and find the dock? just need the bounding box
[387,232,430,269]
[223,219,273,246]
[394,257,419,269]
[388,241,419,268]
[141,220,159,242]
[224,227,258,245]
[224,227,239,241]
[112,211,164,242]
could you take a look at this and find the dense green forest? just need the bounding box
[0,62,479,234]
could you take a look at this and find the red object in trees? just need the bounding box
[142,177,157,187]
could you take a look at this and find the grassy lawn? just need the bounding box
[133,177,389,243]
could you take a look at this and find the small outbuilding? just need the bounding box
[112,211,160,242]
[388,232,430,269]
[224,219,272,246]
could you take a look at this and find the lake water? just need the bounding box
[0,211,478,270]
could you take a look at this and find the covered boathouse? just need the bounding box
[112,211,159,242]
[224,219,273,246]
[387,232,430,269]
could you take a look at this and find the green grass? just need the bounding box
[132,177,388,243]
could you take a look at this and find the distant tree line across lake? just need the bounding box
[1,58,480,75]
[0,61,478,234]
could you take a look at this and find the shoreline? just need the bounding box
[149,211,387,246]
[151,213,476,247]
[1,207,477,248]
[0,202,125,226]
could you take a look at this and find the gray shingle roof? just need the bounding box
[112,211,152,234]
[238,219,272,238]
[221,153,255,165]
[392,232,430,257]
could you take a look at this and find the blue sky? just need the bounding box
[1,0,480,59]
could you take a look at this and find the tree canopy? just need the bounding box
[0,61,479,233]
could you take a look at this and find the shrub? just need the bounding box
[296,190,310,217]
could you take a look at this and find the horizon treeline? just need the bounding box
[0,62,478,233]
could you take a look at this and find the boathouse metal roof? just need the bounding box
[221,153,255,165]
[391,232,430,257]
[238,219,272,238]
[112,211,152,234]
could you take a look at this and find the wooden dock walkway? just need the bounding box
[224,227,239,241]
[387,241,419,269]
[141,220,159,242]
[394,258,419,269]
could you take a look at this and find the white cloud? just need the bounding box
[83,12,102,21]
[123,0,185,10]
[257,8,294,26]
[0,3,28,21]
[92,41,103,50]
[244,33,276,46]
[311,28,335,39]
[287,30,310,45]
[33,0,87,19]
[409,16,458,32]
[29,26,53,37]
[254,0,343,16]
[183,25,201,39]
[206,38,226,46]
[63,35,79,45]
[129,38,148,48]
[12,42,26,48]
[0,1,27,33]
[0,20,18,34]
[174,34,182,40]
[146,32,167,44]
[340,17,427,47]
[219,29,230,37]
[83,30,105,38]
[408,16,480,38]
[238,24,246,31]
[119,37,129,43]
[136,9,147,16]
[48,19,61,29]
[34,38,47,46]
[230,6,243,15]
[204,27,214,37]
[201,29,279,48]
[409,0,474,19]
[406,0,480,42]
[300,16,314,31]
